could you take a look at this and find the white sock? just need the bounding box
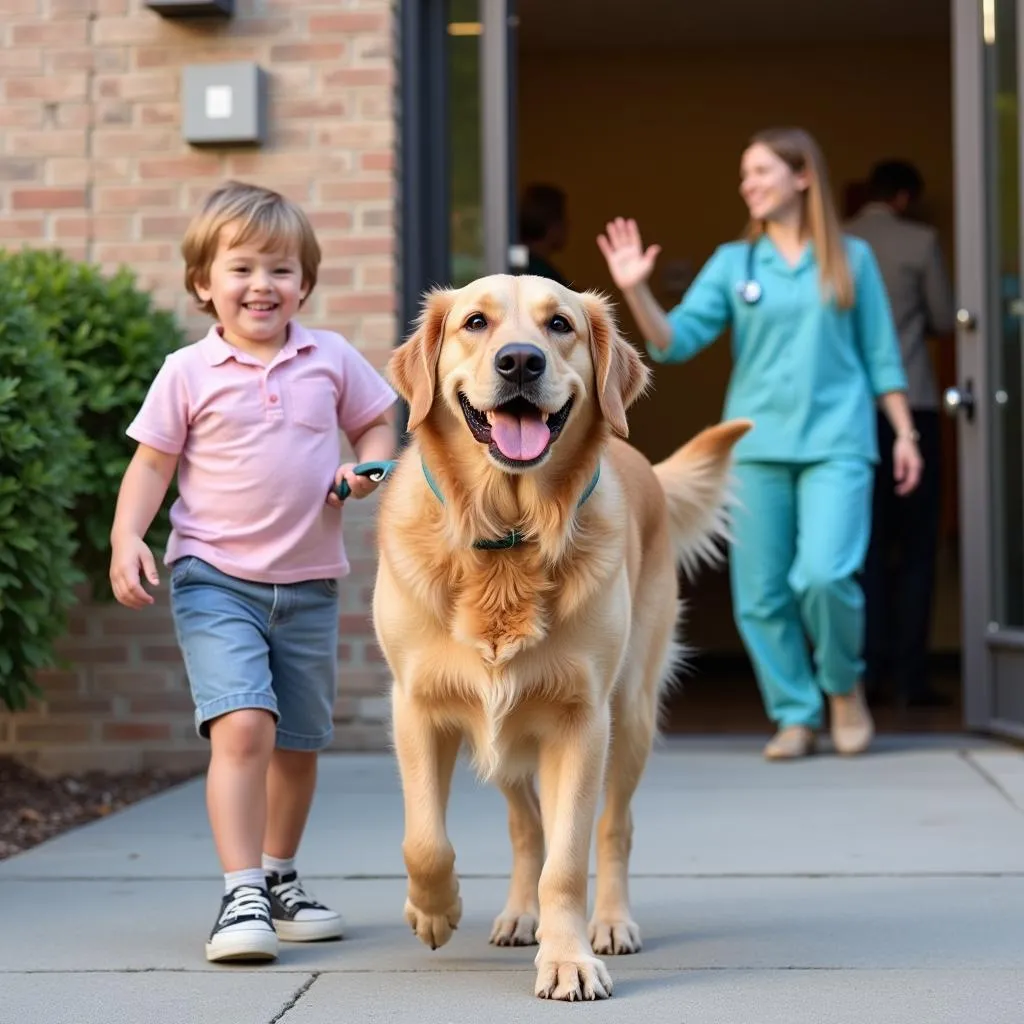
[262,853,296,879]
[224,868,267,895]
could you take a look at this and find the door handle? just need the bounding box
[956,308,977,331]
[943,381,976,422]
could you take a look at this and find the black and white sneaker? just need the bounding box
[205,884,278,963]
[267,871,344,942]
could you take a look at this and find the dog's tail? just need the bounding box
[651,419,753,578]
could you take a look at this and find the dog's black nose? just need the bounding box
[495,343,546,385]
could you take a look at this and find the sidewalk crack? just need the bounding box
[960,751,1023,813]
[270,972,319,1023]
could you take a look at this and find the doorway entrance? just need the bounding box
[513,0,960,735]
[397,0,1024,740]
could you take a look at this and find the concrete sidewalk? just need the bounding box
[2,734,1023,1023]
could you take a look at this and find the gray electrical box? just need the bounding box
[182,62,267,146]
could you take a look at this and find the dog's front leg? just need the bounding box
[490,778,543,947]
[533,704,614,1001]
[393,685,463,950]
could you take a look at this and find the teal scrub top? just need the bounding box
[647,236,907,464]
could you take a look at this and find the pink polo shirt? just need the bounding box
[127,322,396,584]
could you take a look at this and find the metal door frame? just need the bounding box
[399,0,517,297]
[481,0,517,274]
[953,0,993,729]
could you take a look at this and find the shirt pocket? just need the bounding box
[289,380,338,433]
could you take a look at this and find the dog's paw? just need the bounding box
[489,908,539,947]
[404,891,462,951]
[534,949,613,1001]
[589,915,642,955]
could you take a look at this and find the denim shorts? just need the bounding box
[169,556,340,750]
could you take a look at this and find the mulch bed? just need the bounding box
[0,757,201,862]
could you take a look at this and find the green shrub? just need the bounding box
[0,285,87,711]
[0,249,184,599]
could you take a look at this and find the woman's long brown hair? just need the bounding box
[743,127,854,310]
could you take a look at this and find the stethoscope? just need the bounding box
[735,240,763,305]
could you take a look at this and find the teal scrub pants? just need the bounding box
[729,458,874,730]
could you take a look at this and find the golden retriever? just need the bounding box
[372,273,750,1001]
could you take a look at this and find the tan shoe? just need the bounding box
[830,684,874,755]
[763,726,815,761]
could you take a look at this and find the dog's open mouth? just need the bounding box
[459,392,574,467]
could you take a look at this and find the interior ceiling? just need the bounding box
[516,0,950,51]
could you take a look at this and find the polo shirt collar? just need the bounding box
[199,321,318,366]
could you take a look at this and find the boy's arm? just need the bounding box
[351,407,397,463]
[109,444,178,608]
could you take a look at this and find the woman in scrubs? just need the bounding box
[597,127,922,760]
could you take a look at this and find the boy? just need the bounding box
[109,181,397,962]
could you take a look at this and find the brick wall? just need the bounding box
[0,0,399,773]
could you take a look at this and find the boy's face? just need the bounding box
[196,226,309,354]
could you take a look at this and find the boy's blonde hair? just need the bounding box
[182,181,322,315]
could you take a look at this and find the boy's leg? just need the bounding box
[264,748,318,861]
[263,576,344,942]
[207,710,276,870]
[170,556,281,962]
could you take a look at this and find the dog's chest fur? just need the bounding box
[448,552,551,666]
[443,534,616,668]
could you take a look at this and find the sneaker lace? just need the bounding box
[272,878,322,910]
[221,885,269,923]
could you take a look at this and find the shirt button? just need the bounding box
[269,394,279,404]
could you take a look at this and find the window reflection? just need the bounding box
[448,0,486,286]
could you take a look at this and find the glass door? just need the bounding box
[398,0,517,313]
[446,0,517,285]
[951,0,1024,738]
[447,0,486,286]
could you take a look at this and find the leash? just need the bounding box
[334,457,602,551]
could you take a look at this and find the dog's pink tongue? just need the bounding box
[490,409,550,461]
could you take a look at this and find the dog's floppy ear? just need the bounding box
[582,291,650,438]
[389,287,455,430]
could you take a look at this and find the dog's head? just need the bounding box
[390,274,650,473]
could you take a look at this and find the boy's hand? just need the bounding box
[327,463,378,506]
[110,535,160,608]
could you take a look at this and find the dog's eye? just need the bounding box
[548,314,573,334]
[464,313,488,332]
